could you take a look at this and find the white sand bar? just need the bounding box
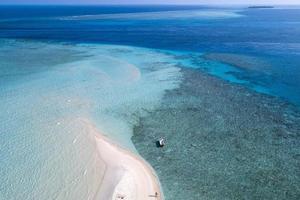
[87,123,163,200]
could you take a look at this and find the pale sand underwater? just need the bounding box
[0,40,181,200]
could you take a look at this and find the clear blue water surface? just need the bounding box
[0,5,300,105]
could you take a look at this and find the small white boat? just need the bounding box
[158,138,165,147]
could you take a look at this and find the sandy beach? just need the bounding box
[86,122,163,200]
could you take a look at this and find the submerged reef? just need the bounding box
[202,53,271,71]
[132,68,300,200]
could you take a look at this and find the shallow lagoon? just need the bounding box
[0,40,182,200]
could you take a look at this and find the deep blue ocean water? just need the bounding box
[0,5,300,106]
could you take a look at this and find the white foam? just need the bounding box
[61,9,243,21]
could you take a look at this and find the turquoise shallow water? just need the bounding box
[0,40,182,199]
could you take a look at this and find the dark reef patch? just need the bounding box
[202,53,271,71]
[132,68,300,200]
